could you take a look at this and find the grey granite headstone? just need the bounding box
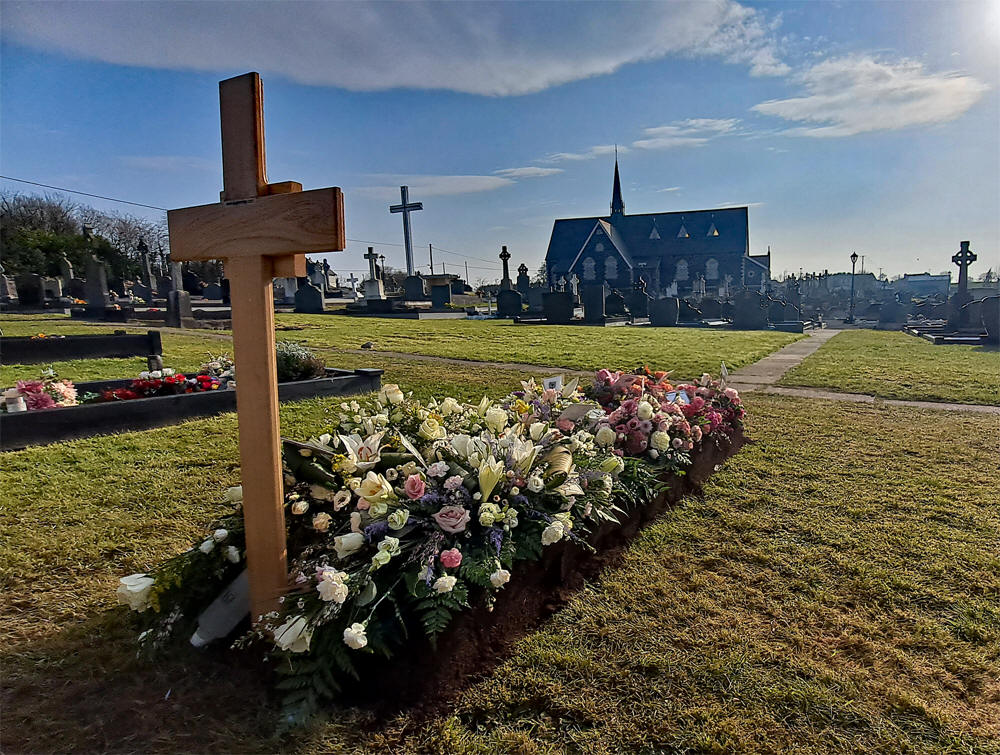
[879,298,903,324]
[678,299,702,322]
[68,278,86,299]
[543,290,575,324]
[431,284,452,309]
[203,283,223,300]
[294,283,326,313]
[403,275,427,301]
[42,277,63,300]
[526,286,545,312]
[157,275,173,295]
[132,283,153,303]
[605,290,627,317]
[732,290,768,330]
[166,289,193,327]
[15,274,45,306]
[650,296,679,327]
[516,264,531,296]
[980,296,999,344]
[699,297,722,319]
[497,288,523,318]
[83,256,111,315]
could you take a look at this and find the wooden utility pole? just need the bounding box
[167,72,345,623]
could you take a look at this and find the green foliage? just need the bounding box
[275,340,327,382]
[414,584,470,645]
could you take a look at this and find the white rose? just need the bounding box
[637,401,654,420]
[650,431,671,452]
[490,569,511,588]
[433,575,458,594]
[212,528,228,542]
[527,476,544,493]
[484,407,509,434]
[116,573,155,612]
[274,615,312,653]
[594,426,617,447]
[225,486,243,502]
[333,532,365,560]
[418,417,446,441]
[312,512,332,532]
[224,545,241,563]
[149,370,162,379]
[198,538,215,554]
[343,622,368,650]
[291,500,309,515]
[358,471,394,503]
[380,384,404,405]
[439,397,461,416]
[541,522,565,546]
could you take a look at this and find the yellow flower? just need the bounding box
[478,456,505,501]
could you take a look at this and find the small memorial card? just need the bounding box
[666,390,691,405]
[542,375,564,392]
[556,402,599,423]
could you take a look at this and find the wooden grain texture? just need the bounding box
[225,255,288,621]
[219,72,266,201]
[166,187,345,261]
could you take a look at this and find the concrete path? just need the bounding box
[726,329,841,390]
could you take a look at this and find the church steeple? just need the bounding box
[610,150,624,217]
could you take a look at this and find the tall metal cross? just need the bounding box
[952,241,976,294]
[167,72,345,623]
[389,185,423,276]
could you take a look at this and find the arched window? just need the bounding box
[675,259,689,281]
[605,256,618,280]
[582,257,596,281]
[705,258,719,280]
[595,242,605,252]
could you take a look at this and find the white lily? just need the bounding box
[561,377,580,398]
[507,436,540,475]
[478,456,506,501]
[338,431,385,472]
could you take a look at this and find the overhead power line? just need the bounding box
[0,175,169,211]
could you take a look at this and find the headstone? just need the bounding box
[783,303,801,322]
[786,279,802,309]
[767,299,784,323]
[183,269,205,296]
[699,297,722,319]
[497,288,523,318]
[132,283,153,303]
[58,254,74,287]
[1,275,19,305]
[166,288,193,327]
[345,273,359,301]
[363,278,386,302]
[879,298,904,324]
[605,289,627,318]
[649,296,679,327]
[68,278,86,299]
[15,274,45,306]
[542,290,575,324]
[719,274,733,300]
[389,185,423,276]
[526,286,545,312]
[678,299,702,322]
[980,296,999,344]
[625,276,651,318]
[203,283,223,300]
[277,277,298,304]
[568,274,580,302]
[450,278,466,295]
[431,284,452,309]
[581,283,607,323]
[732,290,768,330]
[516,263,531,296]
[403,275,427,301]
[498,246,513,291]
[294,282,325,313]
[948,241,977,327]
[41,276,62,300]
[157,275,173,295]
[961,298,984,332]
[83,256,111,315]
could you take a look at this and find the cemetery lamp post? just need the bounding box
[847,251,859,324]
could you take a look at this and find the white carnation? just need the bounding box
[343,622,368,649]
[490,569,511,588]
[433,575,458,594]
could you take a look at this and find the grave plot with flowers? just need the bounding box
[118,366,746,725]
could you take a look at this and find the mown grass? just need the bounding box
[3,386,997,753]
[780,329,1000,405]
[275,313,801,375]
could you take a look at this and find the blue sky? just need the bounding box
[2,0,997,281]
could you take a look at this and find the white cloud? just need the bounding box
[657,186,682,193]
[118,155,216,173]
[493,167,564,178]
[632,118,741,150]
[1,1,787,96]
[354,174,514,200]
[752,55,989,137]
[545,145,624,163]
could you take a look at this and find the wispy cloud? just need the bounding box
[545,144,625,163]
[354,174,514,200]
[2,1,787,96]
[656,186,682,193]
[632,118,741,150]
[752,55,989,137]
[716,200,765,208]
[118,155,216,173]
[493,166,564,178]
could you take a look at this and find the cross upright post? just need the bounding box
[389,185,423,276]
[499,245,512,290]
[952,241,977,295]
[167,72,345,624]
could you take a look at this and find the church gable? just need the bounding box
[566,220,633,282]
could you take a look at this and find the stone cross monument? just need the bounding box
[499,245,513,290]
[949,240,977,326]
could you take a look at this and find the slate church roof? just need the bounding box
[544,159,752,277]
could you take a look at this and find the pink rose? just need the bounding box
[433,505,471,533]
[404,474,426,500]
[691,425,703,442]
[556,418,575,433]
[724,387,740,401]
[439,548,462,569]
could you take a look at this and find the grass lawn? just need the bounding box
[275,313,802,375]
[780,329,1000,405]
[2,387,997,753]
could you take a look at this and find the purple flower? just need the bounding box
[364,521,390,543]
[489,527,504,556]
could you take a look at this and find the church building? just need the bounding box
[544,160,770,295]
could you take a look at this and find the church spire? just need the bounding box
[610,148,624,217]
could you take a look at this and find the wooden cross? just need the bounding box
[167,72,345,623]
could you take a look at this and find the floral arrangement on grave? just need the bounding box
[94,368,222,403]
[28,333,66,340]
[199,353,236,381]
[1,368,77,411]
[117,369,743,725]
[274,340,325,382]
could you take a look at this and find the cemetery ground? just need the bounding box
[779,329,1000,406]
[2,314,998,753]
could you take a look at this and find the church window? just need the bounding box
[595,242,604,252]
[582,257,596,281]
[707,223,719,237]
[649,222,660,240]
[705,258,719,280]
[677,224,690,238]
[675,259,689,281]
[605,256,618,280]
